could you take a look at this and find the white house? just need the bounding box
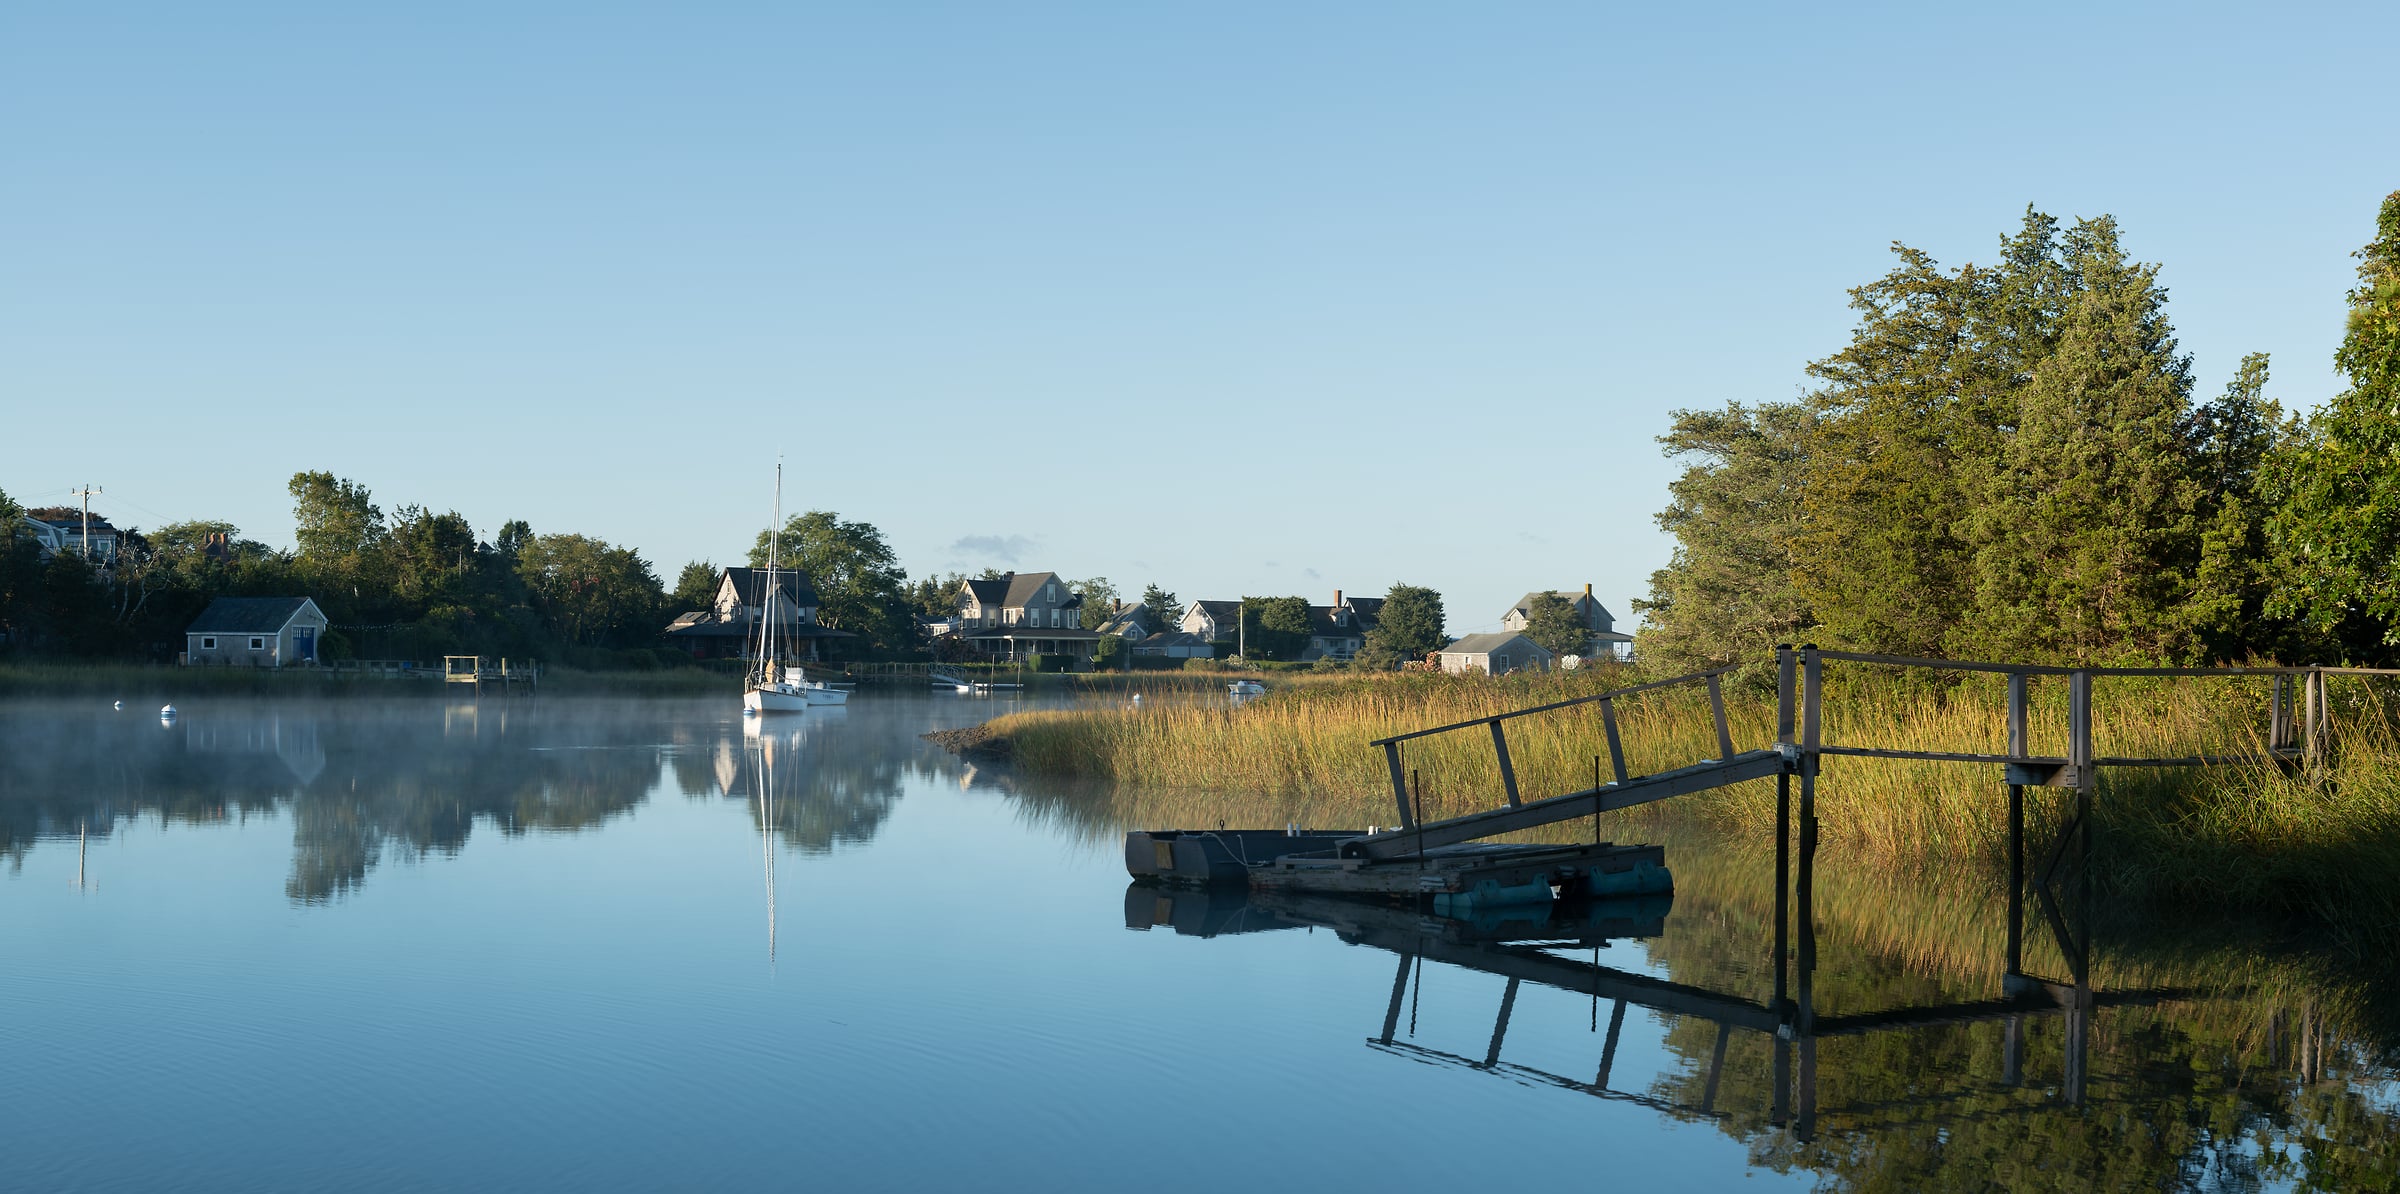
[185,597,330,668]
[1437,631,1554,677]
[945,572,1103,664]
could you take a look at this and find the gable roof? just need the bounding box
[1003,571,1079,609]
[188,597,318,634]
[723,566,820,608]
[962,577,1010,606]
[1442,631,1549,657]
[1343,595,1384,618]
[1189,599,1241,623]
[1508,590,1615,625]
[1307,605,1364,638]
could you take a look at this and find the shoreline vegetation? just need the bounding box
[941,666,2400,946]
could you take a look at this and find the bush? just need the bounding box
[1028,653,1073,673]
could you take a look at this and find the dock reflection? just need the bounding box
[1127,860,2201,1151]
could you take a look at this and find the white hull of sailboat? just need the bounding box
[802,686,849,706]
[744,684,809,713]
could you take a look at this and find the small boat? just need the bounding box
[802,679,849,706]
[1227,679,1266,697]
[742,463,808,716]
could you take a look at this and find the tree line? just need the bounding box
[1638,191,2400,671]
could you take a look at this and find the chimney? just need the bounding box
[1334,589,1343,607]
[1584,583,1592,598]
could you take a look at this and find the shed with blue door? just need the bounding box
[184,597,329,668]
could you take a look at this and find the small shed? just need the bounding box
[185,597,330,668]
[1437,631,1554,677]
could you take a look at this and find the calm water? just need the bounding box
[4,694,2394,1192]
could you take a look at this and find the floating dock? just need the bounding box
[1126,830,1668,913]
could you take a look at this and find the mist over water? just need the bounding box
[3,694,2392,1191]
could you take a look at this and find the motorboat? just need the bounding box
[1227,679,1266,697]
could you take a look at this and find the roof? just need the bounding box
[1097,608,1152,635]
[962,578,1010,606]
[187,597,317,634]
[1508,590,1616,625]
[724,566,820,608]
[1190,600,1241,622]
[1307,606,1364,638]
[1003,571,1079,608]
[1344,596,1385,617]
[1442,631,1549,657]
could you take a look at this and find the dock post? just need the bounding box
[2271,672,2293,754]
[1379,951,1412,1045]
[1795,647,1820,1142]
[1383,741,1413,830]
[1482,977,1520,1068]
[2006,672,2026,976]
[1489,720,1521,808]
[1707,674,1735,761]
[1775,646,1794,1016]
[1600,698,1629,785]
[1595,998,1627,1088]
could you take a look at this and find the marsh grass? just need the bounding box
[983,665,2400,935]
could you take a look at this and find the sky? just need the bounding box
[5,3,2396,636]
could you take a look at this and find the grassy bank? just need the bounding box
[970,666,2400,937]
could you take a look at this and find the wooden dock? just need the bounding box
[1127,647,2366,945]
[442,655,540,695]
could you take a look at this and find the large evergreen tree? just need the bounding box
[1635,402,1817,672]
[2265,191,2400,655]
[1953,217,2201,663]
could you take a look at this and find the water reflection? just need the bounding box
[0,696,964,902]
[1127,835,2400,1191]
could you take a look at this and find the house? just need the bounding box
[1501,584,1634,660]
[1437,631,1554,677]
[1179,600,1242,647]
[1095,603,1156,641]
[23,506,122,564]
[1131,631,1214,659]
[944,572,1103,664]
[1301,589,1380,661]
[664,566,852,661]
[185,597,330,668]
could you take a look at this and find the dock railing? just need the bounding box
[1356,664,1776,860]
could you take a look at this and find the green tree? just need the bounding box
[2186,353,2300,660]
[1952,217,2201,663]
[1358,582,1445,667]
[908,572,967,620]
[1239,595,1311,660]
[1635,403,1817,673]
[749,511,910,651]
[288,471,383,560]
[385,506,480,605]
[517,533,665,647]
[670,560,718,612]
[1140,584,1180,632]
[2266,191,2400,655]
[0,487,44,650]
[1521,591,1589,657]
[1068,577,1120,629]
[493,519,534,561]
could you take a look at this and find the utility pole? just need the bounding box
[70,485,102,559]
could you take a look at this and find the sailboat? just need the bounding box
[743,463,810,714]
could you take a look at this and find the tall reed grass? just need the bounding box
[981,665,2400,935]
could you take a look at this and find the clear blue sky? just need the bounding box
[5,3,2394,633]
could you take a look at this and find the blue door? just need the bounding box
[294,627,316,663]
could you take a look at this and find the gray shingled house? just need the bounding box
[1500,584,1634,660]
[946,572,1102,664]
[184,597,330,667]
[1437,631,1554,677]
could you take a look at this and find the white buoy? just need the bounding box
[112,700,122,710]
[160,704,176,718]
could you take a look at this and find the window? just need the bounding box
[1050,609,1060,628]
[201,636,217,650]
[250,637,266,650]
